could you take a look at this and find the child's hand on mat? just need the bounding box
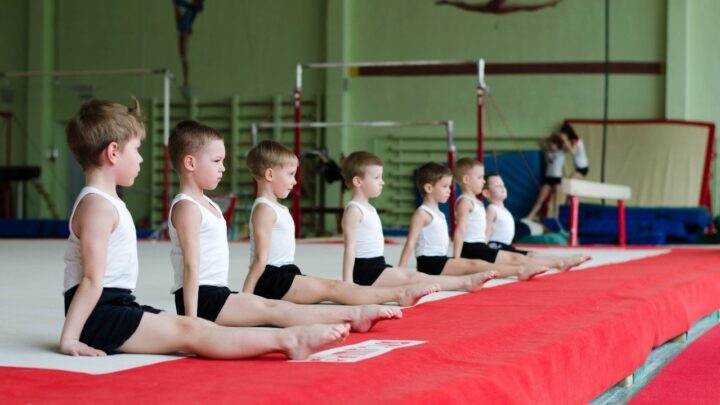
[60,338,106,357]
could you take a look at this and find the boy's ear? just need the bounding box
[422,183,433,195]
[182,155,195,171]
[351,175,362,188]
[105,142,120,165]
[263,167,273,182]
[462,174,470,185]
[481,188,490,198]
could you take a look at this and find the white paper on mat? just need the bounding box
[291,339,426,363]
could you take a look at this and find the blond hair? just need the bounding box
[341,151,383,188]
[415,162,452,195]
[168,120,223,172]
[66,98,145,170]
[453,157,483,181]
[246,140,298,178]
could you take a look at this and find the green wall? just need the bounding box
[2,0,719,228]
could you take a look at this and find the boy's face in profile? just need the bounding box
[195,139,226,191]
[358,164,384,198]
[426,175,453,204]
[271,162,298,199]
[484,176,507,202]
[465,165,485,195]
[116,133,144,187]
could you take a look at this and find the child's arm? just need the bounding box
[398,209,430,267]
[560,134,578,154]
[485,205,496,242]
[341,206,362,283]
[60,195,116,356]
[453,198,472,257]
[243,204,275,293]
[171,201,202,318]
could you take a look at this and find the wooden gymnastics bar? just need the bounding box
[562,178,632,246]
[251,120,456,237]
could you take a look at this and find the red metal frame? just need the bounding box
[564,118,716,213]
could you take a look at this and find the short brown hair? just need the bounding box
[453,157,483,181]
[415,162,452,194]
[246,140,298,178]
[66,98,145,170]
[168,120,223,172]
[341,151,383,188]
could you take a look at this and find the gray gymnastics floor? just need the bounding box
[0,238,667,375]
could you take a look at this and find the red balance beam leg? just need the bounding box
[569,195,579,246]
[618,199,626,246]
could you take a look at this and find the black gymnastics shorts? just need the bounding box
[174,285,236,322]
[254,264,303,300]
[64,285,162,354]
[416,255,451,276]
[460,242,500,263]
[487,241,529,256]
[575,167,589,176]
[542,176,562,186]
[353,256,392,286]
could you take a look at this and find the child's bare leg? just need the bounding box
[496,250,590,272]
[281,276,439,307]
[374,267,495,292]
[525,184,551,220]
[443,258,546,281]
[216,293,401,332]
[118,312,349,360]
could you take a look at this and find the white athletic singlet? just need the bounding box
[457,195,486,243]
[64,187,138,292]
[346,201,385,258]
[250,197,295,266]
[545,149,565,177]
[573,139,589,169]
[414,205,450,257]
[169,194,229,293]
[488,203,515,245]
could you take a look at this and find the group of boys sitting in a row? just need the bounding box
[61,98,589,360]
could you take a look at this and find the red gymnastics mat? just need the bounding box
[630,322,720,405]
[3,249,720,404]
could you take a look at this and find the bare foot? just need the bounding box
[466,271,497,292]
[350,305,402,333]
[283,323,350,360]
[518,265,548,281]
[397,283,440,307]
[559,254,592,272]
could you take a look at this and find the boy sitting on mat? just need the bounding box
[167,120,402,332]
[397,162,546,280]
[61,98,348,360]
[243,140,439,306]
[453,157,590,271]
[341,152,496,291]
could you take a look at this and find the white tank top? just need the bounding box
[250,197,295,266]
[457,195,486,243]
[63,187,138,292]
[414,205,449,257]
[545,149,565,177]
[488,203,515,245]
[573,139,588,169]
[346,201,384,258]
[169,194,229,293]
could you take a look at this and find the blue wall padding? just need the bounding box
[542,204,711,245]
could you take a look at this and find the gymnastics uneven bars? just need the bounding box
[1,68,174,222]
[293,59,487,161]
[251,120,456,238]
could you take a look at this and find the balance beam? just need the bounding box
[561,179,632,246]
